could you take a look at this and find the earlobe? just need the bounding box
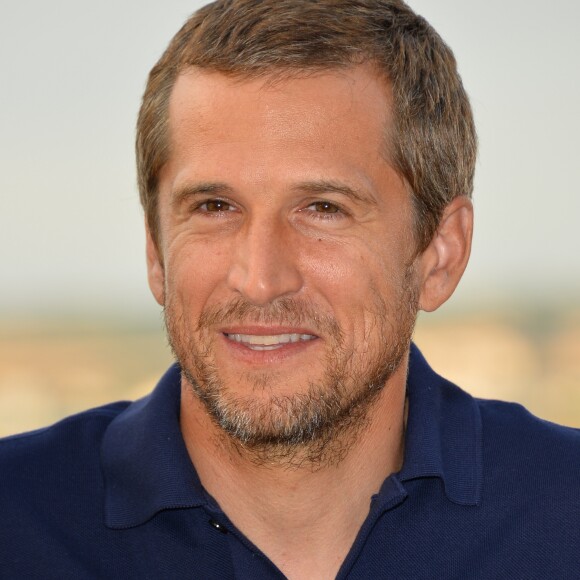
[145,222,165,306]
[417,196,473,312]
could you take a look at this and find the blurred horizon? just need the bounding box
[2,299,579,437]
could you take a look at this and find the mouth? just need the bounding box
[223,332,317,351]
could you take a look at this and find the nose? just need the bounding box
[226,214,304,306]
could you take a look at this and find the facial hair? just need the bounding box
[165,267,418,467]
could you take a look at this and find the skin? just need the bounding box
[146,64,473,579]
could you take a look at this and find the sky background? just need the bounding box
[1,0,579,320]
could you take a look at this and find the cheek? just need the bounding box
[165,236,231,311]
[303,240,397,327]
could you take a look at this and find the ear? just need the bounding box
[145,221,165,306]
[416,196,473,312]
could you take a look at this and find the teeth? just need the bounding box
[226,333,316,350]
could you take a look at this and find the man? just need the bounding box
[1,1,578,578]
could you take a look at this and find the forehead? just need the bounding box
[167,65,393,154]
[159,65,407,215]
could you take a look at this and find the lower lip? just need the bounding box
[220,333,320,364]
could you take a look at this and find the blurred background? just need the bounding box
[1,0,579,436]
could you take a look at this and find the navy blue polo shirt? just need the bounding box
[1,345,579,578]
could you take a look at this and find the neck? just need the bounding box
[180,355,408,579]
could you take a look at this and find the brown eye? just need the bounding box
[203,199,233,212]
[313,201,339,213]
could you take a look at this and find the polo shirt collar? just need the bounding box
[102,344,482,529]
[399,344,482,506]
[102,364,208,529]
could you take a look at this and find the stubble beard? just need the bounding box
[165,270,418,468]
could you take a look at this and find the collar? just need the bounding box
[102,343,482,529]
[102,364,208,529]
[399,344,482,506]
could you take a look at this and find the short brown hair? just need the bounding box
[137,0,476,251]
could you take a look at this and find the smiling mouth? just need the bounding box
[224,333,317,351]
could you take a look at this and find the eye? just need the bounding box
[198,199,236,212]
[302,200,347,221]
[306,201,341,214]
[309,201,340,214]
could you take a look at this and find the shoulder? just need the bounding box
[0,400,130,450]
[474,396,580,487]
[476,396,580,451]
[0,401,131,492]
[0,402,141,573]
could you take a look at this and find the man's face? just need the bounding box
[149,65,421,458]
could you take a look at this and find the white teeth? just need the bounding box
[226,333,316,350]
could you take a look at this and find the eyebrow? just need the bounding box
[171,178,377,207]
[171,182,234,209]
[291,179,377,205]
